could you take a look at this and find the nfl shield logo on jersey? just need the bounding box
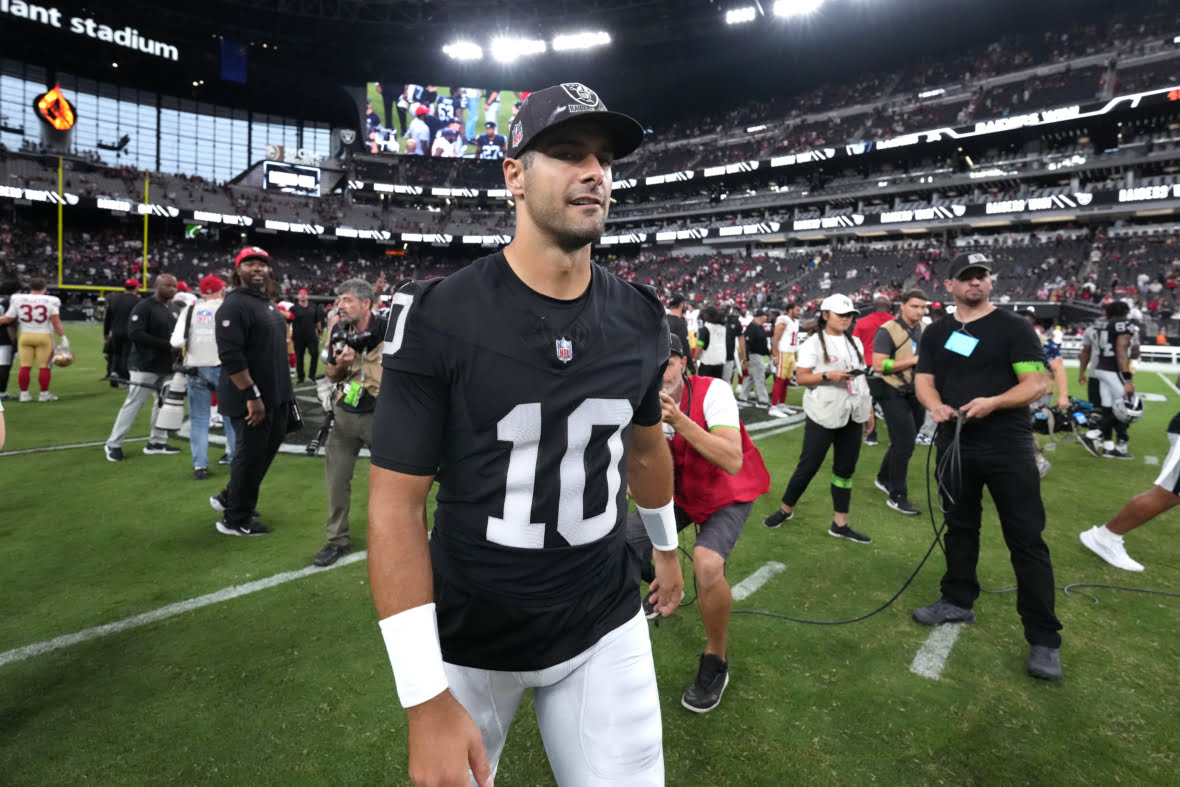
[555,337,573,364]
[511,121,523,148]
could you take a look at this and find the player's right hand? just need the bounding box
[407,692,493,787]
[929,403,958,423]
[649,549,684,618]
[825,370,852,383]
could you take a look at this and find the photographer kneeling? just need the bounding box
[625,334,770,714]
[312,278,387,567]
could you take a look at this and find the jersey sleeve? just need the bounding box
[380,282,445,378]
[1009,319,1047,375]
[702,379,740,431]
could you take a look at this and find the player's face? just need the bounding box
[518,123,615,251]
[238,258,270,291]
[947,268,991,306]
[662,353,687,397]
[297,293,308,305]
[901,297,927,325]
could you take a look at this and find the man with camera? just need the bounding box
[311,278,387,567]
[626,334,770,713]
[104,274,180,461]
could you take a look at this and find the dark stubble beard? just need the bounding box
[526,191,609,252]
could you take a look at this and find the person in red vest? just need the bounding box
[626,333,770,714]
[852,294,895,446]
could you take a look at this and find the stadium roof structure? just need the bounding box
[0,0,1161,123]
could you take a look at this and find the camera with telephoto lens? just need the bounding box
[155,371,189,432]
[327,322,383,365]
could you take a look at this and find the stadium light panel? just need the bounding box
[443,41,483,61]
[726,7,757,24]
[491,37,547,62]
[552,31,611,51]
[773,0,824,18]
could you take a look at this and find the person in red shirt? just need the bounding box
[851,295,895,445]
[626,334,770,714]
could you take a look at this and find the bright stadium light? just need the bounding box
[443,41,483,61]
[774,0,824,18]
[552,31,611,51]
[726,7,757,24]
[490,37,547,63]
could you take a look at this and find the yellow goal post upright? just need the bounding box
[54,165,149,296]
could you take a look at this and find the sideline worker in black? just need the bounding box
[912,252,1063,681]
[290,288,322,383]
[871,288,928,516]
[103,278,142,386]
[211,246,296,537]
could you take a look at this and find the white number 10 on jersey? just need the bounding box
[488,399,634,549]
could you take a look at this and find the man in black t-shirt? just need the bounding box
[289,288,321,383]
[721,303,743,386]
[368,84,681,786]
[738,310,771,406]
[665,294,695,375]
[102,278,141,386]
[913,252,1063,682]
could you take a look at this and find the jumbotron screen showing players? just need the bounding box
[362,82,531,158]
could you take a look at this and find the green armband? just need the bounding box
[882,359,895,375]
[1012,361,1045,375]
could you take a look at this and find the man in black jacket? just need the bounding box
[103,278,142,387]
[290,288,321,383]
[210,247,295,537]
[104,274,180,461]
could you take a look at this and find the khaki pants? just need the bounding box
[324,407,374,547]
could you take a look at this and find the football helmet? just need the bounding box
[52,347,75,367]
[1112,394,1144,424]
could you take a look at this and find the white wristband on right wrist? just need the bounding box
[638,500,678,552]
[378,602,449,708]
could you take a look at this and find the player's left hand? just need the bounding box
[960,396,997,420]
[659,392,683,429]
[649,549,684,618]
[1056,394,1070,411]
[1123,380,1135,396]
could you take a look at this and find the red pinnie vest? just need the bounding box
[671,375,771,523]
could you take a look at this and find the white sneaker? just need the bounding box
[38,391,59,402]
[767,405,790,419]
[1080,526,1144,572]
[19,391,31,402]
[210,413,224,429]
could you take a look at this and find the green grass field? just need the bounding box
[365,83,525,157]
[2,324,1179,785]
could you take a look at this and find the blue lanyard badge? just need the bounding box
[944,330,978,357]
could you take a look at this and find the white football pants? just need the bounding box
[445,610,664,786]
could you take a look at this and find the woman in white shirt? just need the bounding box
[762,294,875,543]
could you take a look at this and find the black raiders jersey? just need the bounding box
[1096,318,1133,371]
[371,253,669,671]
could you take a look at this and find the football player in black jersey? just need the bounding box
[1079,300,1137,459]
[368,84,681,787]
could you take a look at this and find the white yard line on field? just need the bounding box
[731,562,787,602]
[0,551,368,668]
[1157,372,1180,398]
[909,624,967,681]
[0,436,148,458]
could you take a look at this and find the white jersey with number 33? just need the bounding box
[5,293,61,334]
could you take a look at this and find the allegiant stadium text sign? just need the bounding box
[1,0,180,61]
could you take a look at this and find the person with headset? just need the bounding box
[762,293,875,544]
[911,252,1063,682]
[625,334,770,713]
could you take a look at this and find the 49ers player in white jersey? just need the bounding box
[0,277,69,402]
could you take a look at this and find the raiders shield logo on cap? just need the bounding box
[555,337,573,364]
[339,128,356,145]
[560,83,600,107]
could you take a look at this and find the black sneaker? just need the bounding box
[874,478,890,496]
[641,592,660,620]
[912,598,976,626]
[104,444,124,462]
[1105,444,1134,460]
[216,518,270,537]
[828,522,872,543]
[193,467,210,481]
[312,543,350,567]
[1078,433,1103,457]
[217,454,231,466]
[864,435,879,446]
[143,443,180,455]
[682,653,729,713]
[887,496,921,516]
[763,509,794,528]
[209,492,228,513]
[1026,644,1063,681]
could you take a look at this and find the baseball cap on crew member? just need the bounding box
[442,128,457,139]
[507,83,645,161]
[298,288,309,295]
[124,277,140,288]
[415,105,430,116]
[669,333,686,357]
[235,246,271,267]
[199,274,226,295]
[948,252,993,280]
[485,121,497,129]
[177,281,191,292]
[819,293,860,316]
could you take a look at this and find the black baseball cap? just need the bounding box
[947,252,993,280]
[669,333,686,357]
[507,83,645,160]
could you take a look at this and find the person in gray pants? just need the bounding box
[313,277,388,567]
